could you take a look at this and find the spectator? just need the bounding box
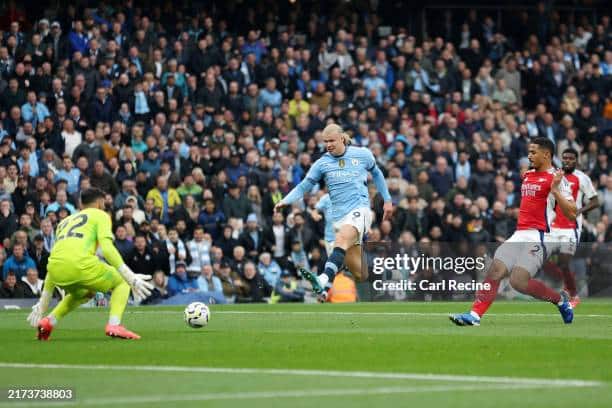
[45,189,76,216]
[163,227,191,275]
[167,261,198,296]
[197,264,223,295]
[217,261,242,303]
[287,212,315,253]
[113,225,134,260]
[2,242,36,280]
[20,267,43,298]
[198,198,225,241]
[141,270,169,305]
[223,183,252,222]
[258,77,282,115]
[187,226,212,276]
[146,175,181,224]
[0,271,25,298]
[126,234,168,277]
[68,20,89,54]
[30,235,49,279]
[258,252,283,288]
[177,174,203,203]
[60,119,82,158]
[21,90,50,126]
[429,157,454,197]
[0,199,19,242]
[237,261,272,303]
[492,78,517,108]
[39,218,55,253]
[239,213,265,260]
[271,270,305,303]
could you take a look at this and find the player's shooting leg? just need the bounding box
[50,287,96,321]
[322,224,358,284]
[509,267,561,304]
[470,259,508,318]
[345,244,368,282]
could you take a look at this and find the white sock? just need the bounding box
[318,273,329,288]
[108,316,121,326]
[48,315,57,326]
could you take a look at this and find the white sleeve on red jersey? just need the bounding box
[576,170,597,201]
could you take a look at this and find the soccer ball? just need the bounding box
[184,302,210,328]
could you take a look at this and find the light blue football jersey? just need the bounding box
[283,146,391,223]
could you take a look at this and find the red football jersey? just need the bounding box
[517,168,573,232]
[552,169,597,230]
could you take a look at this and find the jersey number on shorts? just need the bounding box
[56,214,88,241]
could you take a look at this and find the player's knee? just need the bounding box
[487,260,508,281]
[509,270,529,292]
[336,227,358,249]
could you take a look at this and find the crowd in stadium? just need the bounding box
[0,1,610,303]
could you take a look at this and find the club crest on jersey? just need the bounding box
[338,159,345,168]
[351,158,359,166]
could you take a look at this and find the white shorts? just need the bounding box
[546,228,580,256]
[494,230,548,277]
[332,207,372,247]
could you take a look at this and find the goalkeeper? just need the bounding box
[27,188,154,340]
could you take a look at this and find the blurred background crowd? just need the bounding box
[0,0,610,303]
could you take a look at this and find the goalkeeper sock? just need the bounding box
[108,316,121,326]
[109,281,130,323]
[48,315,57,326]
[323,247,346,283]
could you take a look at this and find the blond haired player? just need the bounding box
[275,123,393,301]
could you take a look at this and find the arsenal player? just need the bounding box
[546,148,599,308]
[450,137,577,326]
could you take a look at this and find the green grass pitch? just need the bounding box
[1,301,611,407]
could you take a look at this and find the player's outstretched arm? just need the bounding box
[274,162,322,213]
[552,170,577,221]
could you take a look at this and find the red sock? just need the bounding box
[543,261,563,280]
[562,268,577,297]
[471,278,500,318]
[524,279,561,304]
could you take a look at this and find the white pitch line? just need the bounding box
[0,363,602,388]
[4,309,611,318]
[125,310,612,318]
[0,384,567,407]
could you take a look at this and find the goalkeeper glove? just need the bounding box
[27,289,53,327]
[118,264,154,301]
